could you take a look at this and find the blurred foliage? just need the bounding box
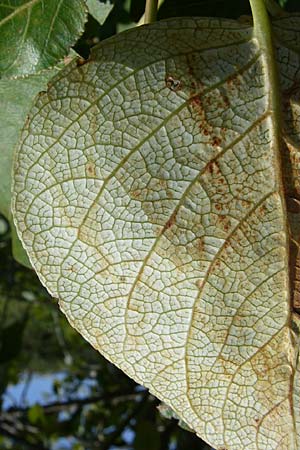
[1,0,300,449]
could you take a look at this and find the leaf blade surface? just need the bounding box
[0,0,87,78]
[12,17,300,449]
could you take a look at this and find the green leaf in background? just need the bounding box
[0,0,87,78]
[0,58,76,267]
[87,0,114,25]
[27,404,46,425]
[11,11,300,450]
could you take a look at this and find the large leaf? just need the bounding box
[0,0,87,78]
[12,12,300,449]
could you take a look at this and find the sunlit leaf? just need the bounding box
[86,0,113,25]
[12,15,300,449]
[0,0,87,78]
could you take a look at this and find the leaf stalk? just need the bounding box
[144,0,158,24]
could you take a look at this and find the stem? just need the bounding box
[6,393,143,414]
[249,0,281,139]
[249,3,294,434]
[144,0,158,24]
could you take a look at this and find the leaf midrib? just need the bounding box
[0,0,41,27]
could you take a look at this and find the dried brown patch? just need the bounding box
[206,161,221,176]
[198,237,204,251]
[131,189,141,199]
[212,136,222,147]
[165,75,182,92]
[217,215,231,232]
[226,72,242,88]
[162,211,177,232]
[186,53,197,78]
[258,203,267,216]
[86,162,96,177]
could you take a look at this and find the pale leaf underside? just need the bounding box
[12,17,300,449]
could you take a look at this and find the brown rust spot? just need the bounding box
[258,203,267,216]
[226,72,242,88]
[223,223,230,232]
[217,215,231,232]
[212,136,222,147]
[86,162,96,177]
[189,94,202,109]
[197,237,205,254]
[162,211,177,232]
[131,189,141,199]
[254,416,261,427]
[214,260,221,269]
[159,179,167,188]
[186,53,197,78]
[206,161,221,176]
[222,94,230,108]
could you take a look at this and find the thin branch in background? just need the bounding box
[144,0,158,24]
[138,0,164,25]
[6,392,145,415]
[51,309,73,365]
[19,371,33,406]
[100,391,149,450]
[0,416,48,450]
